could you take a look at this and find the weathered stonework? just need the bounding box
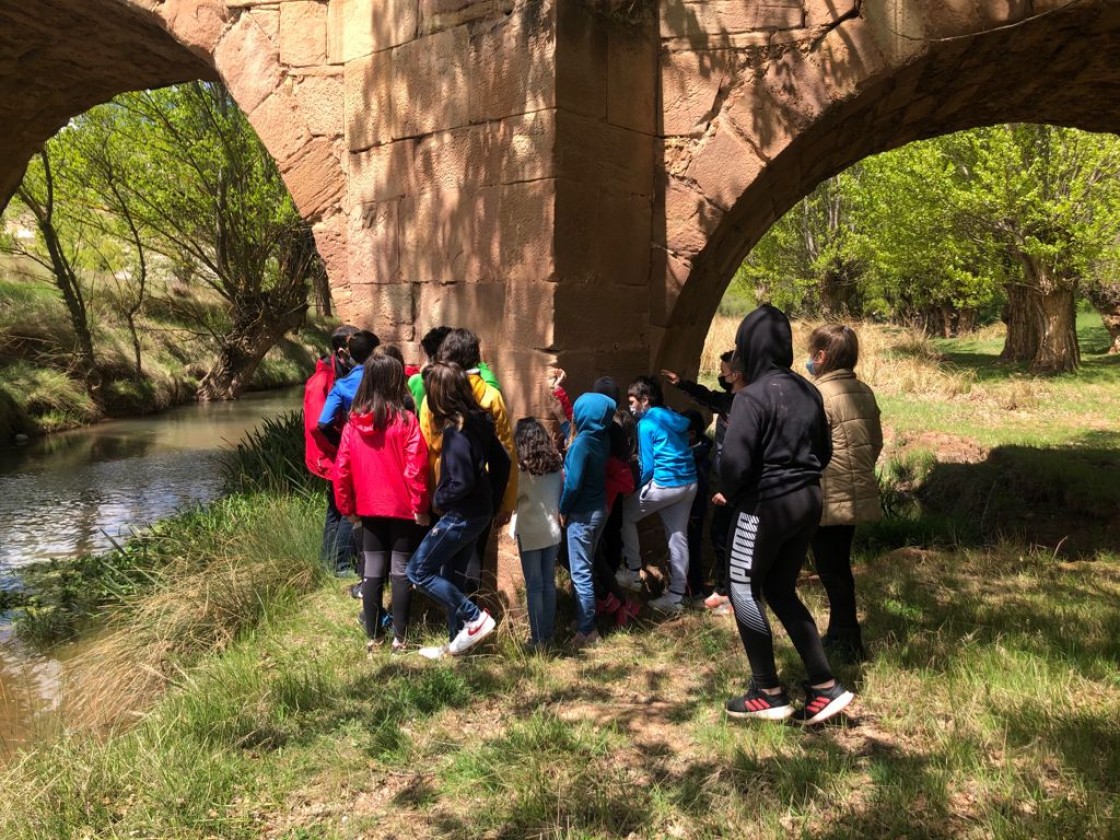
[4,0,1120,412]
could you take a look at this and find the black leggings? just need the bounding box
[727,485,832,688]
[593,496,628,602]
[709,502,733,596]
[810,524,858,636]
[360,516,421,643]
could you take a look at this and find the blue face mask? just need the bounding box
[805,358,818,376]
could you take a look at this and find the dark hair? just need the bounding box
[425,361,480,429]
[515,417,562,476]
[347,330,380,365]
[808,324,859,375]
[719,349,734,363]
[682,409,706,438]
[420,326,452,361]
[380,344,405,366]
[592,376,620,403]
[627,375,663,407]
[438,328,481,369]
[330,324,359,352]
[351,351,406,428]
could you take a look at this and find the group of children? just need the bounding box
[302,305,883,725]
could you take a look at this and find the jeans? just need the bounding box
[321,485,357,576]
[519,541,559,644]
[407,510,490,640]
[566,507,607,636]
[621,481,698,597]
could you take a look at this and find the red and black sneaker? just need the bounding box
[793,681,854,725]
[725,680,794,721]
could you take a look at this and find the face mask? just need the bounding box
[805,358,818,376]
[630,406,646,419]
[717,376,731,392]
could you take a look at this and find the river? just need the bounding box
[0,387,302,758]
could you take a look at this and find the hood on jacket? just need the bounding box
[644,405,691,435]
[349,409,405,437]
[734,304,794,384]
[573,392,616,434]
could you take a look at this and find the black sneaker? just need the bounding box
[793,681,854,725]
[349,583,363,600]
[725,680,794,721]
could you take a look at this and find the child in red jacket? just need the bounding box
[335,350,430,653]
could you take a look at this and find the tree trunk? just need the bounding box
[196,301,309,401]
[1000,283,1040,363]
[1030,285,1080,372]
[1084,281,1120,354]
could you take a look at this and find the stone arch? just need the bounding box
[0,0,348,280]
[653,0,1120,374]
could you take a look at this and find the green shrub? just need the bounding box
[220,410,320,497]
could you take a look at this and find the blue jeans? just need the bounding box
[407,511,490,639]
[321,486,357,576]
[566,508,607,636]
[519,541,559,644]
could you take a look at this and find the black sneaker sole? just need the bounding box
[798,690,854,725]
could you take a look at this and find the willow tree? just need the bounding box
[94,82,319,400]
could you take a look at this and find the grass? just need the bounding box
[0,316,1117,837]
[1,541,1116,838]
[0,266,332,439]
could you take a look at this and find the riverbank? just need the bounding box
[1,319,1117,836]
[0,265,332,442]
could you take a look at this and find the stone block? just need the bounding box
[282,137,346,218]
[648,245,691,327]
[468,2,556,122]
[724,74,798,160]
[349,140,416,205]
[215,12,283,114]
[658,47,732,136]
[363,281,416,325]
[598,189,652,287]
[813,18,888,99]
[556,0,607,119]
[805,0,859,27]
[657,177,723,258]
[606,28,656,134]
[683,119,764,212]
[660,0,803,40]
[553,180,599,282]
[162,0,230,57]
[328,0,418,63]
[345,49,394,150]
[554,281,649,350]
[280,1,328,67]
[498,180,556,283]
[414,124,503,194]
[392,27,469,138]
[348,199,400,283]
[488,346,555,418]
[499,110,555,185]
[555,113,654,196]
[419,0,515,35]
[400,187,502,283]
[247,91,311,168]
[413,281,507,340]
[502,279,556,351]
[311,209,347,283]
[293,71,344,137]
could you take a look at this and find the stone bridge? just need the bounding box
[4,0,1120,413]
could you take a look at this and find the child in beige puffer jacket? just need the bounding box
[806,324,883,663]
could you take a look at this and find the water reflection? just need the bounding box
[0,388,300,758]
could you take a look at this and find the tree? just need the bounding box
[85,82,318,400]
[937,125,1120,372]
[7,147,102,402]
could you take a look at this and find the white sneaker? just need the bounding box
[615,567,642,592]
[648,593,684,614]
[418,644,448,660]
[448,609,496,656]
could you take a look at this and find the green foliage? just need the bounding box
[219,410,320,497]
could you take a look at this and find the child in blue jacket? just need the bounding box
[559,391,615,648]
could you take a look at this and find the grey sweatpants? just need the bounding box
[621,480,698,597]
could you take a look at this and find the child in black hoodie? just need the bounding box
[406,362,510,658]
[720,305,853,725]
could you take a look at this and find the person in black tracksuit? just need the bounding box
[719,305,854,725]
